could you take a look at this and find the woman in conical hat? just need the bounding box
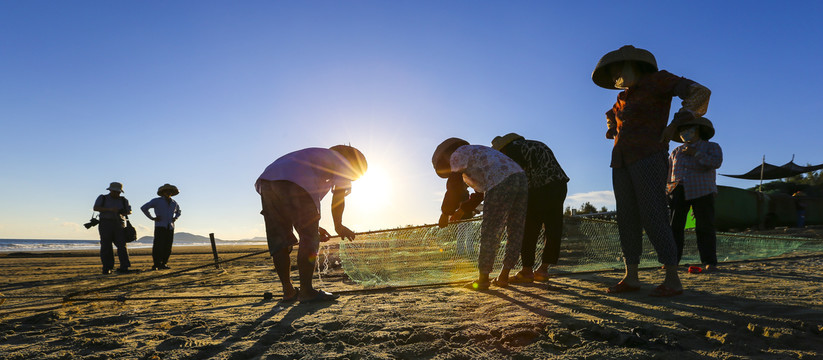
[592,45,712,297]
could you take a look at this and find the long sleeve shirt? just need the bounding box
[667,140,723,200]
[141,197,181,229]
[499,139,569,189]
[440,145,523,215]
[605,70,711,168]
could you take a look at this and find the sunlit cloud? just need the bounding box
[565,190,615,211]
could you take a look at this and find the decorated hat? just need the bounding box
[666,112,715,143]
[106,182,124,193]
[432,137,470,178]
[592,45,658,89]
[157,183,179,196]
[491,133,525,151]
[330,145,368,179]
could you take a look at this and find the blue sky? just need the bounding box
[1,1,821,240]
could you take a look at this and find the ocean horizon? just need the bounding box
[0,238,268,253]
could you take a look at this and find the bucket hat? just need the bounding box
[432,138,470,178]
[157,183,180,196]
[106,182,124,193]
[666,114,715,143]
[592,45,658,89]
[491,133,525,151]
[330,145,368,179]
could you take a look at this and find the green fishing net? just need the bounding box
[339,217,823,287]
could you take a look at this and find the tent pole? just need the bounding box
[759,155,765,192]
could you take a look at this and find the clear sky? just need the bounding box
[1,1,821,240]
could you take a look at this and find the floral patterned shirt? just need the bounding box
[500,139,569,188]
[450,145,524,192]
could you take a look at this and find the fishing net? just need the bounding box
[339,217,823,287]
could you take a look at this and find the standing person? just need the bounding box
[256,145,367,302]
[666,115,723,271]
[141,184,182,270]
[592,45,711,297]
[793,191,807,228]
[433,138,528,290]
[93,182,133,274]
[491,133,569,285]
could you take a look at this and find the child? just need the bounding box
[432,138,528,290]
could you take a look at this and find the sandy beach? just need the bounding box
[2,231,823,360]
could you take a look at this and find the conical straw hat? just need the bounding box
[592,45,658,89]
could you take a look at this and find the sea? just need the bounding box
[0,238,267,253]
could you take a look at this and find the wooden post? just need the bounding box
[209,233,220,269]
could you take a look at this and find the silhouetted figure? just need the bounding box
[93,182,132,274]
[666,115,722,271]
[592,45,711,297]
[433,138,527,290]
[256,145,367,302]
[141,184,181,270]
[492,133,569,285]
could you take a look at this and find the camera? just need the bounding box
[84,217,100,229]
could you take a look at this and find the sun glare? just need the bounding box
[349,167,392,210]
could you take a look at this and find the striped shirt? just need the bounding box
[667,140,723,200]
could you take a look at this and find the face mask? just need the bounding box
[614,62,639,89]
[679,126,699,143]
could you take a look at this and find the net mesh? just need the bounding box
[339,217,823,287]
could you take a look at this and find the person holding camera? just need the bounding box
[93,182,133,274]
[141,184,182,270]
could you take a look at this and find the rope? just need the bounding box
[61,249,270,301]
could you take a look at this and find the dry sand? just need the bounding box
[2,230,823,360]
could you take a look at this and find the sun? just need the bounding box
[349,167,392,210]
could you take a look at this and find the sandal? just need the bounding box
[606,281,641,294]
[280,287,299,303]
[299,289,339,303]
[465,280,491,291]
[533,270,550,282]
[492,277,509,288]
[648,285,683,297]
[508,271,534,284]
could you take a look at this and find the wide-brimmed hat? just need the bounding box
[432,138,470,178]
[329,145,368,179]
[592,45,658,89]
[491,133,525,151]
[157,183,179,196]
[666,115,715,143]
[106,182,124,193]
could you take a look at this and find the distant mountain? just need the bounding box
[134,232,267,243]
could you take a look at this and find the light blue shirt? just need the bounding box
[141,197,181,229]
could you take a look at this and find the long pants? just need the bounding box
[612,152,678,265]
[478,173,528,274]
[669,185,718,266]
[152,226,175,267]
[521,181,567,268]
[99,219,130,270]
